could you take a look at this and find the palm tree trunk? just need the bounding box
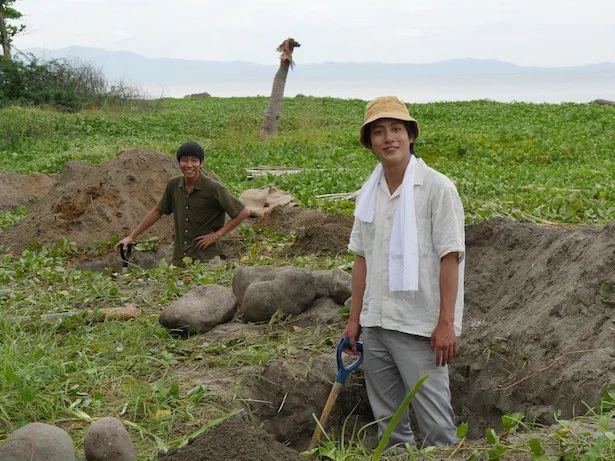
[0,1,10,58]
[260,59,291,136]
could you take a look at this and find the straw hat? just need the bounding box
[359,96,420,148]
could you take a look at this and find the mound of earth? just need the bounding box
[0,171,57,211]
[0,149,179,252]
[455,218,615,435]
[157,417,306,461]
[259,206,354,256]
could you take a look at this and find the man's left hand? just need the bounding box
[430,321,458,367]
[194,232,220,250]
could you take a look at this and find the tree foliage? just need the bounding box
[0,53,142,111]
[0,0,25,50]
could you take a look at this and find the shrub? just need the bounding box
[0,53,143,112]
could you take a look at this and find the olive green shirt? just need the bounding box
[157,173,245,265]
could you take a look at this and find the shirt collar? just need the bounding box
[377,157,426,197]
[179,171,206,191]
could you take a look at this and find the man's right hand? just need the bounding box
[341,319,361,355]
[115,236,134,252]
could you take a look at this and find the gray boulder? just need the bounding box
[294,297,344,327]
[312,270,334,298]
[159,284,236,333]
[232,266,278,304]
[330,268,352,303]
[237,266,316,322]
[0,422,76,461]
[311,268,352,303]
[84,417,136,461]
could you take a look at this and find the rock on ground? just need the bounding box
[236,266,316,322]
[0,422,76,461]
[84,417,136,461]
[231,266,278,305]
[311,268,351,303]
[293,297,344,327]
[159,284,236,333]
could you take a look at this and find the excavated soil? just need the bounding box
[0,150,242,269]
[241,354,372,451]
[158,417,306,461]
[0,149,177,251]
[0,171,58,210]
[454,218,615,435]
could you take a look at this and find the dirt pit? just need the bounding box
[158,417,306,461]
[0,171,58,211]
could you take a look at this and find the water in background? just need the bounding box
[142,71,615,103]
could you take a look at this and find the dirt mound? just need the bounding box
[0,149,177,251]
[455,218,615,435]
[289,212,354,256]
[157,417,306,461]
[0,171,57,210]
[260,207,354,256]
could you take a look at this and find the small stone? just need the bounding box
[0,422,76,461]
[84,417,137,461]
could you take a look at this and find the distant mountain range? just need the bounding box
[23,46,615,87]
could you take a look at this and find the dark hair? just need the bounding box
[176,141,204,162]
[364,121,417,155]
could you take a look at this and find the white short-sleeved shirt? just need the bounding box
[348,158,466,337]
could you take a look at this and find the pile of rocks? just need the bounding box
[159,266,352,333]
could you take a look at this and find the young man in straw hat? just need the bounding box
[343,96,465,447]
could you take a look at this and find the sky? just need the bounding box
[10,0,615,67]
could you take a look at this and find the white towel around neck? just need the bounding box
[354,155,418,292]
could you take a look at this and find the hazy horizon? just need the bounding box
[13,0,615,68]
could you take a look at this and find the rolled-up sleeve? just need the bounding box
[431,183,465,261]
[348,217,365,256]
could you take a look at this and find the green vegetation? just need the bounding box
[0,54,146,111]
[1,97,614,222]
[1,97,614,459]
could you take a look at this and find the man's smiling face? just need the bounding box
[369,118,414,168]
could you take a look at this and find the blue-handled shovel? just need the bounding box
[309,337,363,450]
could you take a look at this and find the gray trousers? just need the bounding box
[362,327,457,447]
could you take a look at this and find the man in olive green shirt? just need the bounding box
[116,142,250,265]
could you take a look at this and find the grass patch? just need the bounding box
[0,98,614,223]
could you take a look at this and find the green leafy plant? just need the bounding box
[372,374,429,461]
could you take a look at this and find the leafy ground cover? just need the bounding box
[0,97,614,459]
[0,97,614,223]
